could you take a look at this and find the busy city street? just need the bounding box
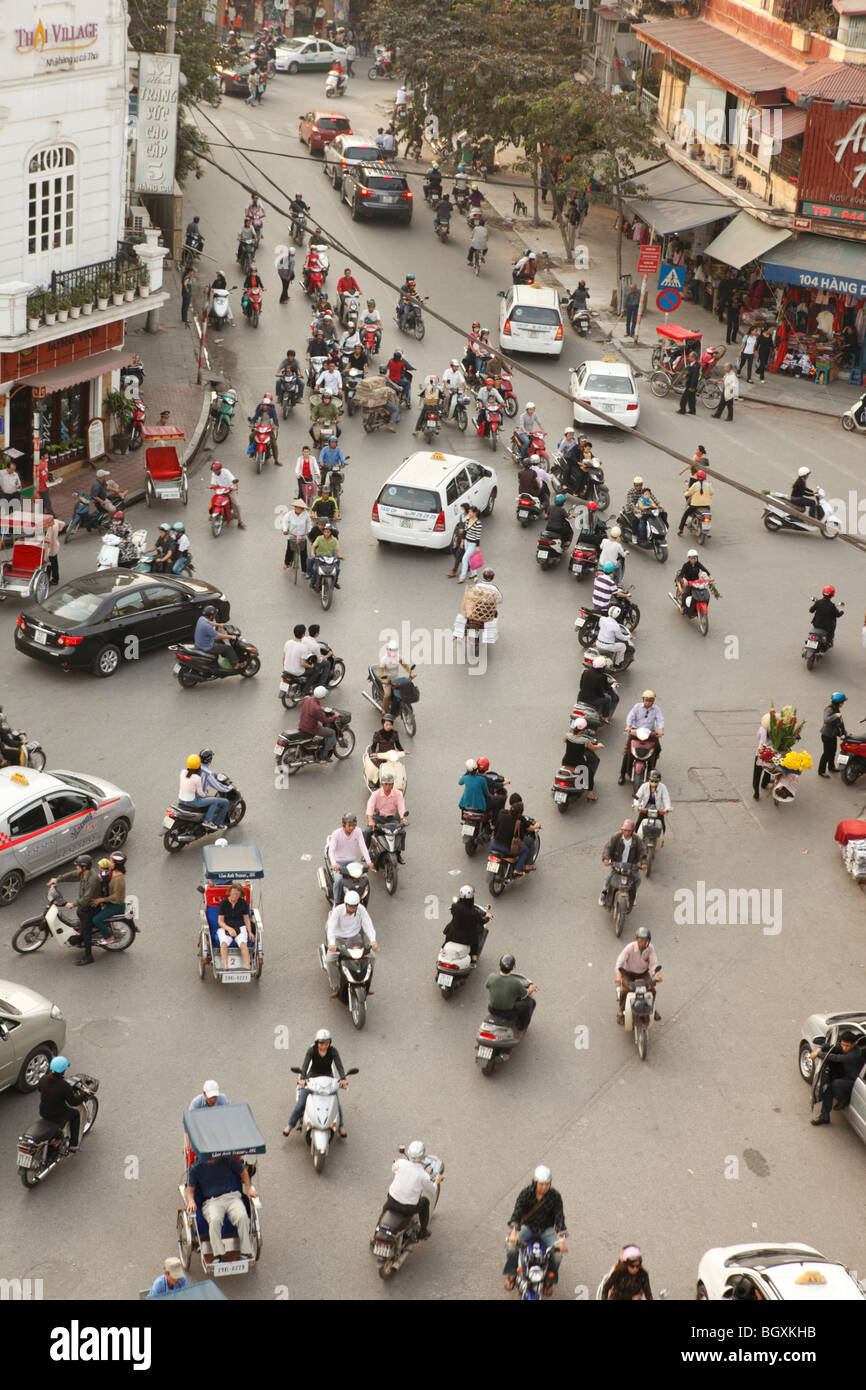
[3,44,866,1317]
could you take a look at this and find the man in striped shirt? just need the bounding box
[592,562,620,613]
[457,507,482,582]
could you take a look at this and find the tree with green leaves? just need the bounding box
[127,0,221,184]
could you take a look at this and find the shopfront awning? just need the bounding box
[761,233,866,297]
[20,348,136,394]
[703,211,790,269]
[623,161,734,236]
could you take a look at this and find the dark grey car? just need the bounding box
[341,163,413,224]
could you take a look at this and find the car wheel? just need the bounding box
[16,1044,57,1092]
[0,869,25,906]
[695,1282,709,1301]
[351,197,362,222]
[289,61,299,73]
[104,817,131,851]
[93,643,121,677]
[798,1040,815,1082]
[483,487,496,517]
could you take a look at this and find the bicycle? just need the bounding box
[469,247,486,277]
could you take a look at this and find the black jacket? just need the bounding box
[819,1042,866,1081]
[444,901,487,954]
[821,705,847,739]
[602,1264,653,1300]
[509,1183,566,1234]
[579,667,609,701]
[38,1074,78,1121]
[299,1043,346,1081]
[810,598,842,630]
[683,361,701,390]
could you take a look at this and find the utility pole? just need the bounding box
[166,0,177,54]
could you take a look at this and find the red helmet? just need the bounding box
[621,819,635,832]
[822,585,836,596]
[485,377,494,386]
[695,469,706,480]
[476,756,490,772]
[112,510,124,521]
[587,500,597,511]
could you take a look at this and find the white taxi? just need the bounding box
[0,767,135,907]
[696,1243,865,1300]
[371,451,497,550]
[570,360,640,429]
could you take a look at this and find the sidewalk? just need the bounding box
[479,173,857,420]
[46,267,212,519]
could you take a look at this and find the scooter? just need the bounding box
[0,727,46,771]
[570,538,601,580]
[13,884,138,956]
[17,1073,99,1188]
[516,492,543,527]
[310,553,340,611]
[371,1148,445,1280]
[802,625,833,671]
[617,507,669,563]
[317,848,371,908]
[363,665,417,737]
[361,322,381,355]
[367,814,406,895]
[340,292,360,330]
[762,487,840,539]
[435,918,489,997]
[840,391,866,432]
[510,427,549,465]
[570,306,592,336]
[274,708,355,773]
[162,774,246,852]
[367,53,394,79]
[420,401,441,442]
[486,829,541,897]
[209,285,236,329]
[64,492,112,542]
[536,528,571,570]
[601,861,641,937]
[318,931,374,1030]
[684,504,711,544]
[363,745,407,793]
[512,1237,560,1300]
[289,1066,359,1173]
[208,387,238,443]
[556,459,610,511]
[237,237,256,273]
[434,217,451,243]
[575,592,641,647]
[837,719,866,785]
[209,484,234,538]
[552,762,591,813]
[249,422,276,474]
[344,366,364,416]
[669,575,712,636]
[397,297,427,341]
[128,398,146,450]
[170,625,261,687]
[627,728,660,795]
[475,977,535,1074]
[280,655,346,709]
[636,805,664,877]
[242,284,263,329]
[621,977,659,1061]
[275,374,301,420]
[324,68,347,98]
[498,372,519,419]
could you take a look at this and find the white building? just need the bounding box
[0,0,168,481]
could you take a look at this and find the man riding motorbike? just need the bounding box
[546,494,574,548]
[423,162,443,202]
[414,373,444,434]
[396,273,421,331]
[615,926,661,1024]
[277,348,305,403]
[486,952,537,1030]
[336,267,361,320]
[600,819,646,909]
[309,390,342,444]
[579,655,614,720]
[809,586,845,647]
[619,692,663,784]
[237,217,257,266]
[248,393,280,463]
[475,377,505,436]
[512,250,537,285]
[443,885,490,962]
[633,768,671,837]
[677,469,713,535]
[791,466,818,519]
[361,299,382,352]
[503,1165,567,1295]
[386,349,414,408]
[433,193,453,232]
[379,1139,441,1240]
[596,607,632,669]
[241,262,265,318]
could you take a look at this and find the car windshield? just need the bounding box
[53,773,103,797]
[318,117,351,133]
[0,998,22,1016]
[278,38,305,49]
[379,484,440,513]
[511,306,560,325]
[585,374,633,394]
[39,584,104,623]
[365,176,406,190]
[345,146,381,161]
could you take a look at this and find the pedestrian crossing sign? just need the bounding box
[658,264,686,290]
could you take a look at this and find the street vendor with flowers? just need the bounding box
[753,705,812,803]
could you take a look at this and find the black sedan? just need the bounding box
[15,571,230,678]
[216,59,255,96]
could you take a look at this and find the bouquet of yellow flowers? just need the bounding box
[781,750,812,772]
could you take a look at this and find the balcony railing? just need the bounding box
[50,242,138,298]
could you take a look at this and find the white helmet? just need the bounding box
[465,758,477,772]
[344,890,361,907]
[315,1028,331,1042]
[608,605,622,620]
[528,453,540,465]
[533,1164,552,1183]
[458,884,475,899]
[313,685,329,699]
[798,466,811,477]
[610,526,621,539]
[407,1140,426,1161]
[571,715,587,731]
[592,657,607,669]
[214,837,229,847]
[686,549,698,558]
[450,358,459,368]
[526,401,535,410]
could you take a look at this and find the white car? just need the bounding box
[570,360,640,429]
[371,451,497,550]
[274,37,347,73]
[696,1243,865,1301]
[498,286,564,357]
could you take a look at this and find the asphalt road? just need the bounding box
[2,70,866,1305]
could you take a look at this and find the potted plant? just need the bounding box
[137,264,151,298]
[105,387,133,452]
[27,293,44,331]
[80,281,95,315]
[56,292,72,322]
[111,280,125,306]
[96,277,110,311]
[43,293,57,326]
[69,288,86,319]
[123,272,136,303]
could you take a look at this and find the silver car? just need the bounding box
[0,978,66,1092]
[0,766,135,907]
[798,1009,866,1143]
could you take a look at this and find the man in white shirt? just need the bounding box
[300,625,332,686]
[316,364,343,395]
[598,526,626,580]
[442,359,465,398]
[282,500,311,571]
[596,610,631,666]
[339,326,361,353]
[325,892,378,993]
[382,1142,442,1239]
[283,624,317,680]
[328,813,372,904]
[210,460,244,527]
[615,926,661,1023]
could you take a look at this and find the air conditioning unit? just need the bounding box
[716,151,734,177]
[129,204,152,233]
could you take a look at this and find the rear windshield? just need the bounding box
[318,117,352,133]
[365,176,407,190]
[585,374,632,394]
[345,145,381,161]
[511,305,561,326]
[40,585,104,622]
[379,484,440,513]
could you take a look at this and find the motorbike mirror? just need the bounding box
[290,1065,301,1074]
[347,1067,360,1076]
[196,884,206,894]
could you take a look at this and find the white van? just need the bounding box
[370,451,497,550]
[498,285,564,356]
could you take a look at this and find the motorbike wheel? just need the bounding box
[822,518,841,539]
[481,1056,496,1077]
[557,798,569,815]
[313,1147,327,1174]
[644,842,655,879]
[698,608,709,636]
[504,396,518,419]
[349,988,366,1030]
[177,674,198,689]
[400,703,416,738]
[251,310,259,329]
[334,728,355,759]
[414,320,425,341]
[256,451,264,475]
[329,659,346,688]
[384,856,398,895]
[762,514,782,532]
[12,920,50,954]
[489,430,497,453]
[653,542,668,563]
[637,1021,648,1061]
[464,837,478,857]
[649,371,672,398]
[101,921,135,951]
[596,485,611,512]
[613,895,625,937]
[163,829,185,853]
[241,655,260,678]
[367,65,379,78]
[227,799,246,828]
[577,625,597,650]
[631,764,644,796]
[842,761,861,785]
[490,878,505,898]
[625,604,641,631]
[806,652,817,671]
[842,413,856,432]
[211,513,224,538]
[20,1167,41,1189]
[320,577,334,611]
[27,748,47,772]
[212,417,229,444]
[455,405,468,432]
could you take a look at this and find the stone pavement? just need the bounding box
[478,172,859,420]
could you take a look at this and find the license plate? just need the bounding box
[554,792,567,804]
[17,1152,33,1168]
[837,754,849,765]
[399,518,413,528]
[279,680,289,693]
[173,663,181,673]
[574,615,585,627]
[222,971,251,984]
[805,639,819,649]
[438,973,453,987]
[34,629,48,646]
[383,195,399,204]
[477,1046,493,1060]
[487,856,499,869]
[274,745,283,759]
[462,825,476,837]
[518,510,528,519]
[536,551,546,560]
[213,1257,250,1277]
[163,815,174,829]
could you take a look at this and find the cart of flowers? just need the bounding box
[756,705,812,806]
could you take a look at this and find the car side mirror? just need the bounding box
[496,290,505,299]
[814,1034,826,1045]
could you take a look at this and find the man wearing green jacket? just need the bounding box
[49,854,100,966]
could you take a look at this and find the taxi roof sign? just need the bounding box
[10,773,28,785]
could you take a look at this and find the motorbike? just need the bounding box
[340,292,360,330]
[434,216,451,242]
[475,976,534,1074]
[684,504,711,544]
[363,745,407,793]
[467,206,482,232]
[324,67,347,98]
[419,399,441,442]
[170,624,261,687]
[209,285,236,329]
[570,306,592,337]
[554,458,610,512]
[17,1073,99,1188]
[289,1066,359,1174]
[626,728,660,795]
[512,1237,560,1301]
[454,185,469,214]
[536,529,571,571]
[97,527,147,572]
[841,391,866,433]
[242,285,263,329]
[802,626,833,671]
[486,829,540,897]
[570,538,601,581]
[837,720,866,784]
[307,353,329,389]
[248,422,276,475]
[371,1149,445,1280]
[573,682,620,729]
[309,553,340,611]
[64,491,112,542]
[136,538,193,577]
[516,492,543,527]
[446,386,472,432]
[13,883,139,956]
[509,427,549,465]
[460,808,495,857]
[181,231,204,272]
[670,575,712,636]
[361,322,381,355]
[616,507,669,563]
[363,666,417,737]
[397,296,427,340]
[367,55,394,79]
[317,848,371,908]
[622,977,657,1060]
[249,210,265,245]
[303,262,325,299]
[584,638,635,673]
[478,401,502,451]
[209,484,234,538]
[367,814,406,895]
[280,654,345,709]
[343,367,364,416]
[289,210,308,247]
[762,487,840,539]
[321,459,347,506]
[162,773,246,852]
[237,238,256,274]
[0,727,46,772]
[497,372,518,419]
[208,386,238,443]
[128,398,146,451]
[601,861,641,937]
[318,931,373,1029]
[310,403,344,447]
[274,708,355,774]
[552,762,590,814]
[575,592,641,647]
[636,805,664,877]
[435,920,489,998]
[275,374,300,421]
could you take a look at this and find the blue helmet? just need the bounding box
[831,691,847,703]
[602,562,615,574]
[50,1056,70,1073]
[554,494,565,506]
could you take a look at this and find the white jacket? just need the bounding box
[633,781,672,813]
[722,372,739,401]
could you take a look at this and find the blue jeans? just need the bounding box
[503,1226,562,1280]
[625,303,639,336]
[289,1087,343,1129]
[517,430,532,460]
[179,794,229,826]
[171,554,188,573]
[92,903,124,938]
[490,837,531,872]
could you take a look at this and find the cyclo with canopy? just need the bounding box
[176,1102,265,1278]
[196,842,264,984]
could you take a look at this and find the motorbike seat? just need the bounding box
[442,940,471,961]
[380,1209,411,1234]
[25,1117,63,1143]
[170,802,206,819]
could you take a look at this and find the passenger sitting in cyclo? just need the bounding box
[186,1154,257,1261]
[216,880,253,971]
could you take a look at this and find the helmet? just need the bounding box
[328,435,338,444]
[608,606,621,620]
[172,521,185,533]
[472,321,480,331]
[533,1164,552,1184]
[572,715,587,731]
[642,690,656,700]
[633,476,643,486]
[822,585,836,596]
[554,494,566,506]
[380,768,395,784]
[649,770,661,783]
[587,501,597,511]
[344,891,360,907]
[499,953,515,973]
[74,854,92,869]
[50,1056,70,1074]
[621,819,635,832]
[407,1140,426,1161]
[465,758,477,772]
[798,466,811,477]
[602,562,615,574]
[528,454,540,465]
[367,298,375,306]
[458,884,475,899]
[263,393,272,404]
[450,358,460,369]
[321,392,331,402]
[687,549,699,558]
[471,182,479,191]
[526,401,535,410]
[695,469,706,481]
[523,249,531,257]
[635,925,651,942]
[482,568,495,581]
[110,852,127,870]
[458,163,466,171]
[341,812,358,826]
[831,691,847,703]
[592,657,607,669]
[214,838,228,847]
[203,605,217,618]
[187,754,202,770]
[431,161,439,169]
[622,1245,642,1262]
[393,350,403,361]
[485,377,494,387]
[314,1028,331,1043]
[406,273,415,282]
[158,524,170,532]
[476,757,490,772]
[610,526,621,539]
[313,685,329,698]
[98,858,111,870]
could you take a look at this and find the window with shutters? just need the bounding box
[27,146,76,255]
